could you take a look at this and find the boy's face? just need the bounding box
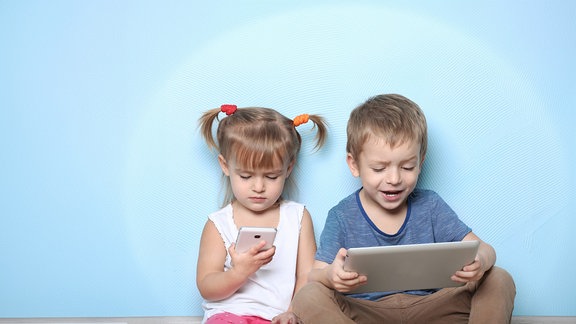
[347,137,423,216]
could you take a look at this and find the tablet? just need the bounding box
[343,240,480,294]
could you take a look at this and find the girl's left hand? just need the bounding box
[229,241,276,278]
[271,311,301,324]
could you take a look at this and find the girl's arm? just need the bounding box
[196,220,275,301]
[292,208,317,294]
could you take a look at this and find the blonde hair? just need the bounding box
[199,106,327,206]
[347,94,427,161]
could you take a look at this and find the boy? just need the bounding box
[291,94,516,323]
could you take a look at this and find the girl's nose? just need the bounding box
[252,177,265,192]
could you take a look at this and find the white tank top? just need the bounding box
[201,200,304,322]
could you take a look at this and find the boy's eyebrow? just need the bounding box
[402,155,419,163]
[369,155,418,165]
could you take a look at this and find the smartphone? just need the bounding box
[235,226,277,253]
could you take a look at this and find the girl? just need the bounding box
[196,104,328,324]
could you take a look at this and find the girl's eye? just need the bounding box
[403,166,415,171]
[240,175,251,179]
[267,176,279,180]
[372,168,384,173]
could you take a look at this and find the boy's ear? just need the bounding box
[419,154,426,172]
[346,153,360,177]
[218,154,230,176]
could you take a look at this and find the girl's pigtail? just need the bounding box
[293,113,328,151]
[199,104,238,150]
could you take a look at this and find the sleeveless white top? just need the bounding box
[201,200,304,322]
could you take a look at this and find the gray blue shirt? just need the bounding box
[316,188,471,300]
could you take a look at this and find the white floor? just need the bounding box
[0,317,575,324]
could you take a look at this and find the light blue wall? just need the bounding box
[1,0,574,317]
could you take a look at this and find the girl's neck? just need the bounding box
[231,200,281,229]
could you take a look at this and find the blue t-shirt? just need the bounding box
[316,188,471,300]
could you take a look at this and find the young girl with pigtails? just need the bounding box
[196,104,328,324]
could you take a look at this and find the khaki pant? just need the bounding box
[292,266,516,324]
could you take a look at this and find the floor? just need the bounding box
[0,317,575,324]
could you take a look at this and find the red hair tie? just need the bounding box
[220,104,237,116]
[293,114,309,127]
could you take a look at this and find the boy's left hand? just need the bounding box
[451,256,485,283]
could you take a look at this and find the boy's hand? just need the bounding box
[229,241,276,278]
[325,248,367,293]
[451,255,485,283]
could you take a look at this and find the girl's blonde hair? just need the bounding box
[199,106,327,206]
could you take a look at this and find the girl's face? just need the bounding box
[347,137,423,216]
[219,155,292,214]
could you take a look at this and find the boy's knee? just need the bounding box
[483,266,516,296]
[293,282,332,308]
[489,267,515,285]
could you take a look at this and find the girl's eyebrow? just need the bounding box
[234,167,284,174]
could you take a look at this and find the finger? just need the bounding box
[334,248,347,266]
[248,240,268,254]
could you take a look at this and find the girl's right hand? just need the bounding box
[326,248,367,293]
[229,241,276,278]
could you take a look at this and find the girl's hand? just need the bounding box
[229,241,276,278]
[325,248,367,293]
[271,311,301,324]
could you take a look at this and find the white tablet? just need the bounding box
[343,240,480,294]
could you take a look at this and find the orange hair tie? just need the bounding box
[220,104,237,116]
[293,114,309,127]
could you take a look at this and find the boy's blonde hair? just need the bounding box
[346,94,427,161]
[199,106,327,206]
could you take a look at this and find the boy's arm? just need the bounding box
[452,231,496,283]
[307,249,367,292]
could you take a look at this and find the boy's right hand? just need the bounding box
[229,241,276,279]
[325,248,367,293]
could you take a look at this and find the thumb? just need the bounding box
[334,248,348,267]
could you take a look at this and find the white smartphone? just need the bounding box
[235,226,277,253]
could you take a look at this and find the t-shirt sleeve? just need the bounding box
[430,192,471,242]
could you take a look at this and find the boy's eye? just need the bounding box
[239,175,251,179]
[371,168,384,173]
[403,167,415,171]
[266,175,279,180]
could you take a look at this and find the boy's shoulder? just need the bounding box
[410,188,441,201]
[332,189,360,208]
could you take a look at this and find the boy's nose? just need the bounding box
[386,170,401,184]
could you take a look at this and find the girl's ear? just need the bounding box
[286,160,295,177]
[218,154,230,176]
[346,153,360,178]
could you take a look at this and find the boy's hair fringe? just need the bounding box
[346,94,428,162]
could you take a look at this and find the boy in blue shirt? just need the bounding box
[292,94,516,323]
